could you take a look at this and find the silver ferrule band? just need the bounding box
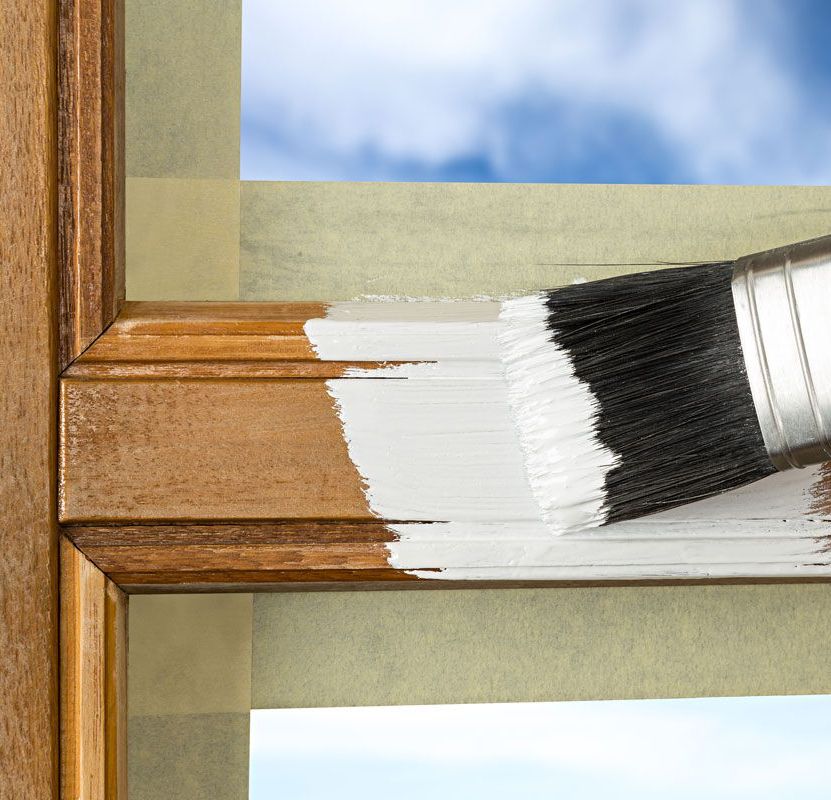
[731,234,831,471]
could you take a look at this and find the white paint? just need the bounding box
[308,301,541,522]
[305,301,503,361]
[498,293,620,532]
[305,301,831,580]
[386,517,831,581]
[326,361,540,521]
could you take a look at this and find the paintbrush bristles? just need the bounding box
[501,262,777,530]
[499,295,619,532]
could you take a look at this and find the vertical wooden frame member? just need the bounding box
[61,538,128,800]
[59,0,125,369]
[1,1,60,798]
[55,0,129,796]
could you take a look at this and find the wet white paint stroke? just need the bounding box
[304,300,830,579]
[498,293,620,532]
[325,360,540,521]
[385,517,831,581]
[306,299,613,525]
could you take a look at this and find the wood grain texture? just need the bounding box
[61,301,407,378]
[64,522,405,587]
[109,301,327,334]
[0,1,59,797]
[105,578,127,800]
[59,0,125,369]
[65,519,831,590]
[60,378,371,522]
[60,538,127,800]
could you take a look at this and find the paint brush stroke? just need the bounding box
[498,293,620,531]
[386,519,831,581]
[305,300,831,579]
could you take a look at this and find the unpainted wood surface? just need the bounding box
[105,577,128,800]
[109,300,326,333]
[65,522,401,586]
[0,1,59,797]
[60,538,127,800]
[62,300,403,378]
[63,301,406,378]
[60,378,371,522]
[59,0,125,368]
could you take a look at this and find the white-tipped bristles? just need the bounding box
[498,294,620,533]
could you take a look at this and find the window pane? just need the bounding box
[241,0,831,183]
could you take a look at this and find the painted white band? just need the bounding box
[305,300,829,580]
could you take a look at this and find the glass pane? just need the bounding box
[241,0,831,184]
[128,591,831,800]
[124,0,831,303]
[250,697,831,799]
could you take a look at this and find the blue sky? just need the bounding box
[250,695,831,799]
[241,1,831,184]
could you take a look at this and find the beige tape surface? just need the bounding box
[126,178,240,300]
[128,594,252,800]
[125,0,241,179]
[239,182,831,299]
[252,585,831,707]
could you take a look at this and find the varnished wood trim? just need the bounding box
[58,0,125,369]
[109,301,328,335]
[109,568,422,589]
[60,538,127,800]
[66,521,397,547]
[64,522,831,591]
[63,301,410,378]
[1,1,59,797]
[63,359,399,379]
[60,378,372,522]
[65,522,402,586]
[104,578,127,800]
[72,332,319,362]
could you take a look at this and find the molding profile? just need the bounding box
[59,302,831,587]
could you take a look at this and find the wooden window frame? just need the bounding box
[5,2,831,798]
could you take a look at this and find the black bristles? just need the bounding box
[544,262,776,525]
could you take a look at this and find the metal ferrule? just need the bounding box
[731,234,831,471]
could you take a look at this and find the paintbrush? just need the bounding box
[499,233,831,533]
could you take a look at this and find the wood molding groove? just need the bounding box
[61,301,405,378]
[58,0,125,370]
[58,301,831,585]
[60,537,127,800]
[63,522,414,588]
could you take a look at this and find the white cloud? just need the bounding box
[251,696,831,794]
[242,0,831,182]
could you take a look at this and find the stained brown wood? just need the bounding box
[64,522,400,586]
[109,568,422,589]
[104,579,127,800]
[67,521,396,547]
[60,538,127,800]
[109,300,327,334]
[64,359,397,379]
[60,378,371,522]
[0,1,59,797]
[72,332,318,362]
[62,300,410,378]
[59,0,125,369]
